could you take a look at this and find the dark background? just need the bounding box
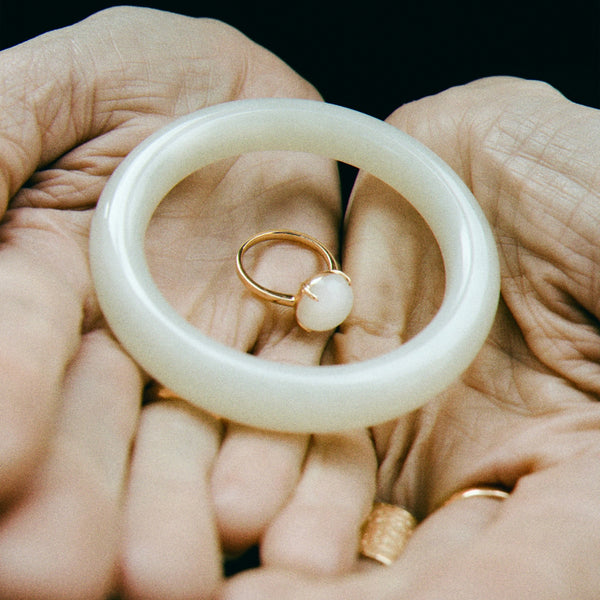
[1,1,599,119]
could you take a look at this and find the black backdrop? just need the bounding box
[1,1,599,118]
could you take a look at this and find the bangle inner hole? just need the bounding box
[143,151,444,364]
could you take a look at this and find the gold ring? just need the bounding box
[443,486,510,507]
[236,230,353,332]
[359,502,417,566]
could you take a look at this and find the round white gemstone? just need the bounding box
[295,272,353,332]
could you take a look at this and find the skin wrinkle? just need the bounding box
[65,39,97,142]
[18,34,247,210]
[193,290,259,351]
[525,273,587,343]
[0,120,39,208]
[508,417,600,474]
[481,109,600,264]
[93,20,224,125]
[471,106,600,394]
[0,41,85,209]
[505,246,600,393]
[0,142,25,208]
[199,22,252,109]
[526,110,600,188]
[53,151,124,177]
[29,48,82,168]
[173,61,204,116]
[372,413,419,502]
[410,88,596,384]
[559,195,600,258]
[553,287,600,327]
[463,360,529,418]
[5,13,324,218]
[517,181,597,283]
[22,175,89,208]
[228,41,249,105]
[402,355,600,517]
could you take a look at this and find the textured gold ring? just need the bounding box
[359,502,417,565]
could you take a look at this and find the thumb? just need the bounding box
[336,169,444,365]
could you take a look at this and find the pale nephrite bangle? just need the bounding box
[89,98,500,433]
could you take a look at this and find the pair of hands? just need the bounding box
[1,7,600,599]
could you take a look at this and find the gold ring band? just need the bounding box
[443,486,510,507]
[236,230,340,306]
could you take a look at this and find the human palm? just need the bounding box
[220,78,600,599]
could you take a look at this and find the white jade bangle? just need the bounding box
[89,99,499,433]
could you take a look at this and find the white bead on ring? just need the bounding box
[89,99,500,433]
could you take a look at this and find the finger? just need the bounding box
[219,485,510,600]
[399,453,600,600]
[209,295,356,565]
[118,399,223,600]
[335,172,444,489]
[166,153,341,557]
[211,425,309,554]
[206,164,367,572]
[336,171,444,365]
[0,330,141,600]
[0,208,92,500]
[260,429,376,575]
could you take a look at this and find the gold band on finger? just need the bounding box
[236,230,353,332]
[443,486,510,507]
[359,502,417,566]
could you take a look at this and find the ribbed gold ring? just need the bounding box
[359,502,417,566]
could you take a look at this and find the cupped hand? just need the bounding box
[0,8,377,599]
[219,78,600,599]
